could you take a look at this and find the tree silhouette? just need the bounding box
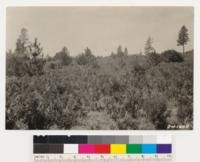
[124,47,128,56]
[84,47,93,57]
[117,45,123,57]
[54,47,72,65]
[144,37,155,55]
[76,47,97,67]
[15,28,29,56]
[177,25,189,55]
[27,38,45,76]
[28,38,43,60]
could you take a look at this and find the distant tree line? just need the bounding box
[7,25,189,77]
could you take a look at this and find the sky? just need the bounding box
[6,7,194,56]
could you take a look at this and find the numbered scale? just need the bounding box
[34,154,172,162]
[33,135,173,162]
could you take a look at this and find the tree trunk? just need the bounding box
[183,44,185,56]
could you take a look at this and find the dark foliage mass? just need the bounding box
[54,47,72,66]
[161,50,184,63]
[75,47,99,68]
[6,45,193,130]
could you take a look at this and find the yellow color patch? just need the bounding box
[110,144,126,154]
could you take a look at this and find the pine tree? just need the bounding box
[26,38,45,76]
[84,47,93,57]
[15,28,29,56]
[144,37,155,55]
[54,46,72,65]
[177,25,189,55]
[117,45,123,56]
[124,47,128,56]
[28,38,43,60]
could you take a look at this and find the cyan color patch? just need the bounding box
[141,144,157,154]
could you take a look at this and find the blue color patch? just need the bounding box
[141,144,157,154]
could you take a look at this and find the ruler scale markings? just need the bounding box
[34,154,172,161]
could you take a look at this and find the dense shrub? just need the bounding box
[7,38,46,77]
[25,58,46,76]
[6,54,29,77]
[161,50,184,62]
[143,93,170,129]
[76,48,99,68]
[54,47,72,66]
[6,49,193,130]
[131,64,145,76]
[44,60,62,70]
[146,52,162,67]
[6,54,46,77]
[72,111,118,130]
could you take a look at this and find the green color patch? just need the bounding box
[126,144,141,154]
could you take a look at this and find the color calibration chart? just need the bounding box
[33,135,172,162]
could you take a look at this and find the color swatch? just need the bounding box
[142,144,157,154]
[110,144,126,154]
[126,144,141,153]
[34,135,172,154]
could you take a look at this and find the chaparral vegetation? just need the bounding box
[6,26,193,130]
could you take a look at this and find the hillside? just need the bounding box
[6,50,193,130]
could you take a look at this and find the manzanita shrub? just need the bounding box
[6,50,193,130]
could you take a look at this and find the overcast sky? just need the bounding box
[6,7,194,56]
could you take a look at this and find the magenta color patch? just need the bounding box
[79,144,95,154]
